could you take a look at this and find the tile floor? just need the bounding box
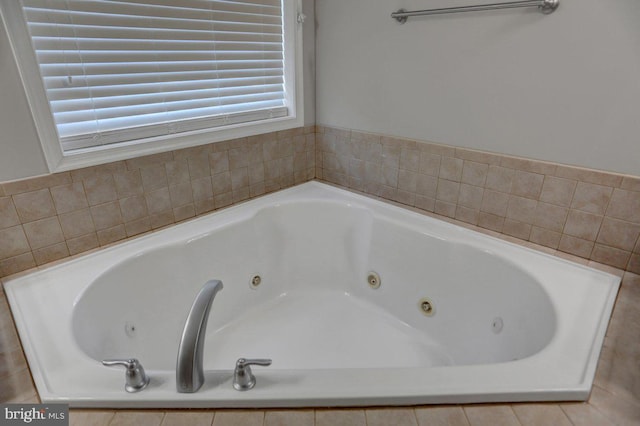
[1,205,638,426]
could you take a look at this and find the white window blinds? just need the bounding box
[21,0,287,151]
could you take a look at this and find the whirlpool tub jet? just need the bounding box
[3,182,620,408]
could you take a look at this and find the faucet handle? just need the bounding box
[102,358,150,393]
[233,358,272,391]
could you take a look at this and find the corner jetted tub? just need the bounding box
[4,182,620,408]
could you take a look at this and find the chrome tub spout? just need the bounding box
[176,279,223,393]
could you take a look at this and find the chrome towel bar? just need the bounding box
[392,0,559,23]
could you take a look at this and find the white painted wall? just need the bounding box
[315,0,640,176]
[0,16,49,181]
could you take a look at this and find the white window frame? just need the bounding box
[1,0,304,173]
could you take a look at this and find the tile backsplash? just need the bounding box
[0,127,315,277]
[0,124,638,278]
[315,126,640,274]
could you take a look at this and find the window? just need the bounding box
[1,0,302,171]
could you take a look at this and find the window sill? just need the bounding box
[48,114,304,172]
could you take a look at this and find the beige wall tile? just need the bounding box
[229,147,249,170]
[173,204,196,222]
[169,182,194,208]
[174,145,212,162]
[161,411,214,426]
[250,182,266,198]
[628,254,640,274]
[212,172,233,195]
[530,227,561,249]
[506,195,537,224]
[478,212,504,232]
[210,151,230,175]
[145,188,172,215]
[212,410,263,426]
[621,176,640,192]
[455,205,479,225]
[316,409,366,426]
[119,196,148,223]
[0,368,38,404]
[187,155,211,180]
[2,173,70,196]
[415,195,436,212]
[400,148,420,172]
[264,410,314,426]
[0,197,20,229]
[248,142,265,165]
[90,201,123,231]
[149,211,174,230]
[231,168,249,191]
[51,182,89,214]
[560,403,615,426]
[540,176,577,207]
[597,218,640,251]
[398,170,418,193]
[455,147,501,165]
[141,164,169,192]
[435,200,456,218]
[109,411,164,426]
[23,217,64,250]
[503,219,532,240]
[83,175,117,206]
[512,404,571,426]
[436,179,460,203]
[591,244,631,269]
[464,405,520,426]
[511,170,544,199]
[533,202,568,232]
[125,151,174,171]
[587,385,640,426]
[461,161,488,187]
[382,144,401,169]
[499,155,556,175]
[66,233,99,256]
[69,410,115,426]
[365,408,418,426]
[191,177,214,202]
[563,210,603,241]
[606,188,640,223]
[114,170,144,198]
[439,157,463,182]
[415,406,470,426]
[96,225,127,246]
[125,217,152,237]
[33,242,69,266]
[195,197,215,215]
[458,184,484,210]
[165,159,190,186]
[480,190,509,217]
[559,235,594,259]
[395,189,416,206]
[215,192,233,209]
[13,189,56,222]
[415,174,437,198]
[348,159,365,180]
[0,252,36,277]
[571,182,613,215]
[59,209,95,239]
[555,165,624,187]
[485,165,514,193]
[363,162,381,184]
[419,152,441,176]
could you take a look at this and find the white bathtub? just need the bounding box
[3,182,620,408]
